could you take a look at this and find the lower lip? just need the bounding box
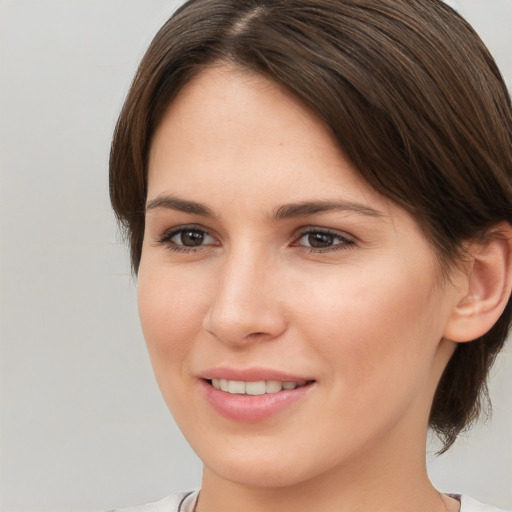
[200,380,315,422]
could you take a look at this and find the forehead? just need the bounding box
[149,65,341,169]
[148,65,387,211]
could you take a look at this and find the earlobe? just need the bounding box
[444,223,512,343]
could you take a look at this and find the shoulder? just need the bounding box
[107,491,199,512]
[458,495,511,512]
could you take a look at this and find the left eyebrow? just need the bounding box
[272,200,384,220]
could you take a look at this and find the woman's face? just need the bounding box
[138,65,460,488]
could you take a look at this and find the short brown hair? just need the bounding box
[110,0,512,452]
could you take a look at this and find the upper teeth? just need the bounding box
[211,379,307,395]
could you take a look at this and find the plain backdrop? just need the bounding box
[0,1,511,511]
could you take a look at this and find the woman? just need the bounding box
[109,0,512,511]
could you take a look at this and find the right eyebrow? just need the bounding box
[145,195,216,218]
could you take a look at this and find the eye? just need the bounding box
[157,225,218,252]
[293,228,355,252]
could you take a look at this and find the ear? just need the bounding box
[444,223,512,343]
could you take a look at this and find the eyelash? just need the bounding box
[293,228,355,253]
[156,225,356,254]
[157,224,217,253]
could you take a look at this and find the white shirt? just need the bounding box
[111,491,510,512]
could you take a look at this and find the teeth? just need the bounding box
[228,380,245,394]
[245,381,266,395]
[265,380,282,393]
[210,379,309,395]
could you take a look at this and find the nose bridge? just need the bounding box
[203,243,286,345]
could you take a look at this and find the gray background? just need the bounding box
[0,1,510,511]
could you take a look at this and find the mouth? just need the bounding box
[206,378,314,395]
[200,376,316,422]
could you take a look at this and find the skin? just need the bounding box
[138,65,468,512]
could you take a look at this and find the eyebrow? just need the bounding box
[145,195,384,220]
[272,200,384,220]
[145,195,216,217]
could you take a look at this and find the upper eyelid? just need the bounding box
[159,224,215,238]
[159,224,353,236]
[293,226,355,240]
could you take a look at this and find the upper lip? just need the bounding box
[198,366,314,382]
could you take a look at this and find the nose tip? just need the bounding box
[203,300,287,346]
[202,264,287,346]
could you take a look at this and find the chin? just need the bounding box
[193,432,350,491]
[206,457,314,489]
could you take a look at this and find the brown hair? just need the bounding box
[109,0,512,452]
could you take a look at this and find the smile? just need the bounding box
[201,377,316,422]
[209,379,310,395]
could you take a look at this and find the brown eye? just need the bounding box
[179,229,206,246]
[295,229,355,252]
[158,226,217,252]
[307,232,335,248]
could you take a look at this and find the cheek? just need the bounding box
[137,263,211,379]
[292,260,444,393]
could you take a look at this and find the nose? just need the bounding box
[202,249,288,347]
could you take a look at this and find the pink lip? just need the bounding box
[199,366,313,382]
[198,367,316,422]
